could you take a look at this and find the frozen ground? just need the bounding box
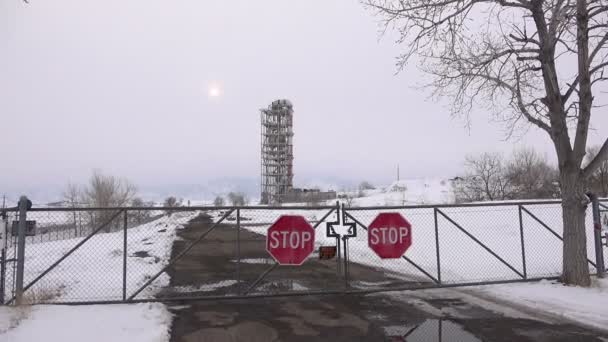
[0,303,171,342]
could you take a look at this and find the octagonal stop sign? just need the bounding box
[368,212,412,259]
[266,215,315,265]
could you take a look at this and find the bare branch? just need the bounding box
[583,138,608,178]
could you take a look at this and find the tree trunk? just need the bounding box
[560,171,591,286]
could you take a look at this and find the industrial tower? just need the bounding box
[260,99,294,204]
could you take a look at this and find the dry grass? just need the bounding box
[0,306,31,334]
[20,283,65,305]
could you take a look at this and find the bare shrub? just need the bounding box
[453,153,511,202]
[79,170,137,232]
[227,192,248,206]
[62,182,82,235]
[213,195,225,207]
[359,181,375,191]
[344,193,356,207]
[506,148,559,199]
[164,196,181,216]
[130,197,151,224]
[84,170,137,208]
[21,284,64,305]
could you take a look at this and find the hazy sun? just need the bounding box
[208,84,221,98]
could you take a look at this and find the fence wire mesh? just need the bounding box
[344,201,607,291]
[1,200,606,305]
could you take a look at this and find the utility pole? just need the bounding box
[397,164,400,182]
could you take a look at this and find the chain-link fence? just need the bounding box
[1,199,606,305]
[343,200,608,292]
[1,204,342,304]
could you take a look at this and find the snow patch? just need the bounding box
[172,280,238,293]
[0,303,171,342]
[475,279,608,330]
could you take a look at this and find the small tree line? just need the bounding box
[213,192,249,207]
[453,146,608,203]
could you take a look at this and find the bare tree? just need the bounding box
[344,194,356,207]
[62,182,81,235]
[585,145,608,197]
[359,181,375,191]
[82,170,137,231]
[454,153,511,202]
[364,0,608,286]
[84,170,137,208]
[227,192,248,206]
[507,148,559,199]
[130,197,151,225]
[163,196,181,216]
[164,196,179,207]
[213,195,225,207]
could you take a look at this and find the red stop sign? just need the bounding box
[368,213,412,259]
[266,215,315,265]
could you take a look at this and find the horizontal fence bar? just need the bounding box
[27,205,337,212]
[21,198,608,213]
[40,276,563,306]
[345,200,565,211]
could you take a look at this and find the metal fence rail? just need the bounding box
[0,199,606,305]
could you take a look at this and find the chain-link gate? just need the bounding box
[342,201,605,293]
[1,199,606,305]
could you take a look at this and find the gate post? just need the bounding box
[15,196,30,305]
[0,211,7,305]
[122,210,128,301]
[588,193,605,278]
[236,208,241,295]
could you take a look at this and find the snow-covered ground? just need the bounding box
[4,211,198,303]
[351,179,454,206]
[0,303,171,342]
[474,278,608,331]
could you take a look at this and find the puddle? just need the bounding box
[172,280,238,293]
[384,319,480,341]
[231,258,273,264]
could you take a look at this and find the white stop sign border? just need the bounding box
[265,215,316,266]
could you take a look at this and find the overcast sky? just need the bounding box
[2,0,607,197]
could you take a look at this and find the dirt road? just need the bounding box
[165,214,606,342]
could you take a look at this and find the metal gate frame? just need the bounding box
[5,203,341,305]
[2,198,607,305]
[341,200,603,292]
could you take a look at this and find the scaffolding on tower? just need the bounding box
[260,99,294,204]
